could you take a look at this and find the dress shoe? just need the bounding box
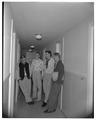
[42,102,47,107]
[47,109,56,113]
[44,109,48,113]
[28,101,34,105]
[44,109,56,113]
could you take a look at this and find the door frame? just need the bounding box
[87,23,94,115]
[15,41,20,103]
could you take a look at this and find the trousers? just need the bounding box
[19,77,32,103]
[32,71,42,100]
[47,82,61,111]
[43,73,52,103]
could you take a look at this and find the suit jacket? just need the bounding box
[54,60,64,84]
[19,62,30,80]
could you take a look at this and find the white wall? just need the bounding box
[62,17,93,117]
[64,20,89,76]
[45,16,93,117]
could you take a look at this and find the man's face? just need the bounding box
[53,55,58,62]
[35,53,40,59]
[45,52,50,60]
[29,58,32,63]
[22,58,26,63]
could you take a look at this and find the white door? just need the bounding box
[8,19,16,117]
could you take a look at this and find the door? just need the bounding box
[8,19,16,117]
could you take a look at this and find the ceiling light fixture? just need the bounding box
[35,34,42,40]
[32,34,42,40]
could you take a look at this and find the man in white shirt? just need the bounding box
[30,52,43,101]
[42,50,55,107]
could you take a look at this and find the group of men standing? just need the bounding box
[17,50,55,107]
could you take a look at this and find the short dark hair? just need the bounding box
[45,50,52,57]
[21,55,25,59]
[53,52,61,59]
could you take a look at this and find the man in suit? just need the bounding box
[19,56,34,104]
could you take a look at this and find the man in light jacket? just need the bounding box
[42,50,55,107]
[30,52,43,101]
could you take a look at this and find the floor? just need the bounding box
[14,89,65,118]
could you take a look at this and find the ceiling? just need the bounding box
[9,2,93,50]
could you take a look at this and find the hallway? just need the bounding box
[3,2,94,118]
[14,91,65,118]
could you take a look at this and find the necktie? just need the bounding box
[46,59,49,68]
[54,62,57,69]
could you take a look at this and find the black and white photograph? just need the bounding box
[2,1,94,118]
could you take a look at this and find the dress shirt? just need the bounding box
[30,59,43,73]
[45,58,55,74]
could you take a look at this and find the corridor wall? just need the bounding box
[44,15,93,117]
[62,16,93,117]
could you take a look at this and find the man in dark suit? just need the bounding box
[19,56,34,104]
